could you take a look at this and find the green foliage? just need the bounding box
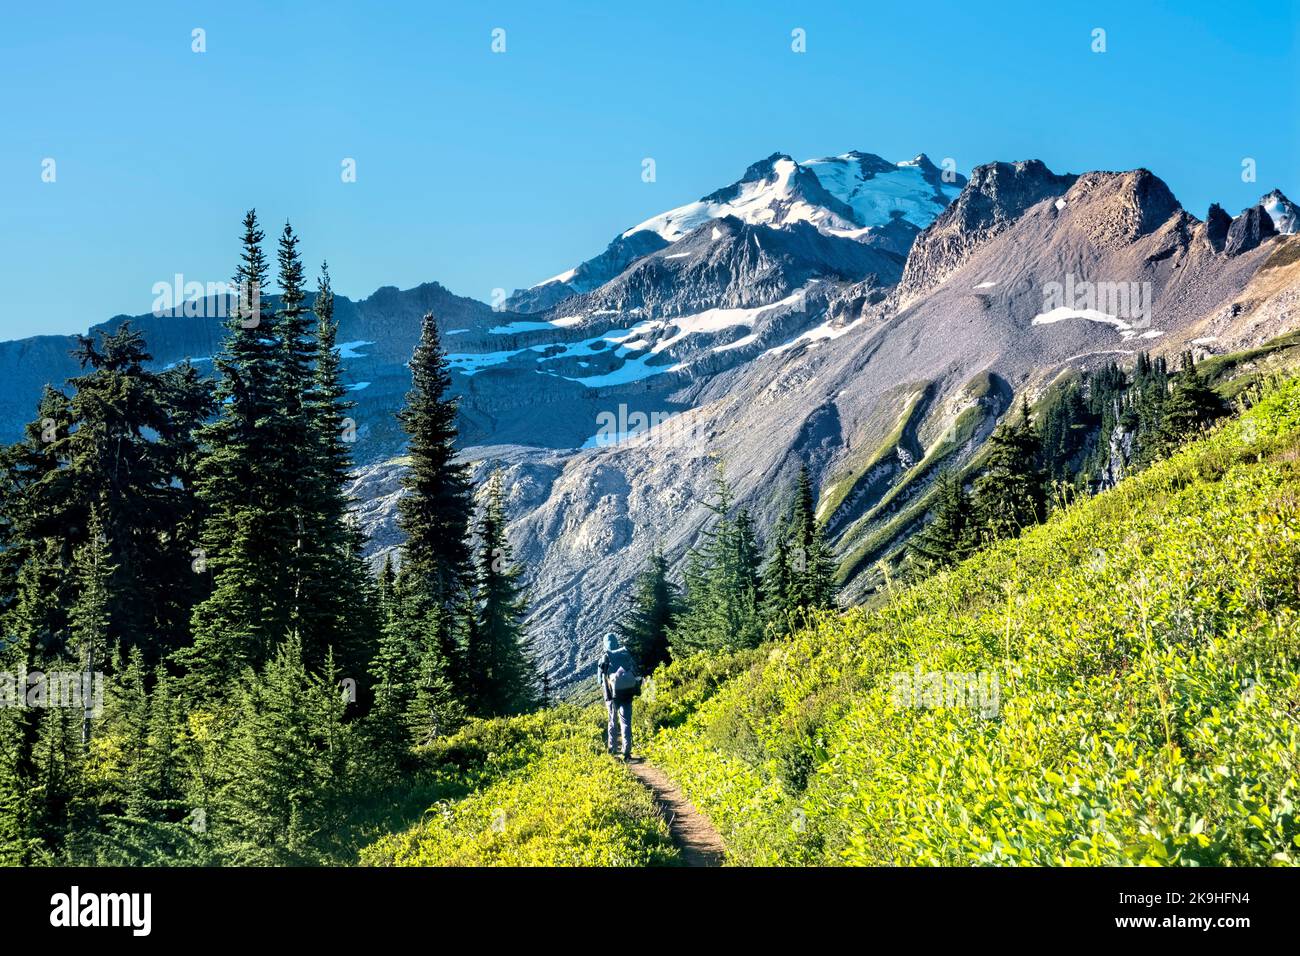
[214,636,357,865]
[971,397,1047,544]
[396,312,474,612]
[906,468,975,570]
[186,214,373,691]
[360,707,676,867]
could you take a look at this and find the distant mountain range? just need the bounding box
[3,150,1298,691]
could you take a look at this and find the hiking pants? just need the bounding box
[606,697,632,757]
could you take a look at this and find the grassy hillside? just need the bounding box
[646,375,1300,865]
[364,375,1300,866]
[360,707,677,866]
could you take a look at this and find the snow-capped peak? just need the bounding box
[622,151,964,244]
[1260,189,1299,235]
[510,149,967,312]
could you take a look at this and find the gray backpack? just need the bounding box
[606,649,640,695]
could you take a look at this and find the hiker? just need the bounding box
[598,632,639,760]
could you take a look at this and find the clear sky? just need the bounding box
[1,0,1296,340]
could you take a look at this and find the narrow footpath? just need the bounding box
[626,760,726,867]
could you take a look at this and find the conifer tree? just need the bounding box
[68,509,113,745]
[467,470,535,717]
[187,210,293,690]
[218,635,353,865]
[972,398,1046,545]
[1155,353,1225,456]
[908,469,976,569]
[760,514,795,627]
[786,466,838,614]
[396,313,474,609]
[617,549,680,674]
[670,467,764,655]
[762,466,838,634]
[0,540,65,864]
[293,262,376,677]
[57,323,202,660]
[405,604,468,744]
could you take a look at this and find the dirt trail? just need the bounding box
[627,759,726,867]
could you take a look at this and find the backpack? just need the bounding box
[605,649,641,696]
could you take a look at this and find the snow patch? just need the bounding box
[489,315,585,334]
[336,340,374,359]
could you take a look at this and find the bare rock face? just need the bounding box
[894,159,1078,307]
[1225,205,1278,257]
[1205,203,1233,252]
[1062,169,1182,246]
[1099,424,1135,490]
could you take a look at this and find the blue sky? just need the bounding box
[1,0,1296,340]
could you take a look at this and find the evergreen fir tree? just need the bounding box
[907,468,976,569]
[617,549,680,674]
[669,467,765,655]
[68,508,113,745]
[760,515,795,629]
[467,469,535,717]
[786,466,838,615]
[396,312,474,611]
[218,634,353,865]
[972,398,1047,545]
[762,466,839,634]
[187,210,293,691]
[1155,352,1226,457]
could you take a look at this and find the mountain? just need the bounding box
[1261,189,1299,234]
[3,149,1298,695]
[506,151,965,313]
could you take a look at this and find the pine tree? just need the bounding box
[972,398,1046,545]
[405,604,468,744]
[762,467,839,634]
[761,515,795,628]
[187,210,294,691]
[907,469,976,569]
[218,635,353,865]
[293,262,376,678]
[669,467,765,655]
[786,466,838,615]
[57,323,204,661]
[617,549,680,674]
[0,540,66,864]
[396,312,474,611]
[68,508,114,745]
[467,469,535,717]
[1155,353,1225,457]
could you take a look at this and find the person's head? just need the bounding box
[603,632,620,652]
